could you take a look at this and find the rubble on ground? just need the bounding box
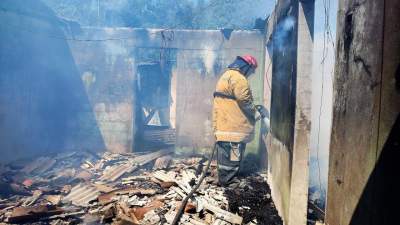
[0,149,282,225]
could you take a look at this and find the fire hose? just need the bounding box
[171,105,269,225]
[171,143,217,225]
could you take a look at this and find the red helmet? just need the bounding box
[241,55,258,68]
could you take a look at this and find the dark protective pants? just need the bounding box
[216,141,246,185]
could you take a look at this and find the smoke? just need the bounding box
[0,0,107,161]
[201,46,217,75]
[101,0,129,11]
[42,0,272,29]
[308,0,338,210]
[308,34,334,209]
[272,16,296,51]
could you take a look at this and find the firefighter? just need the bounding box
[212,55,259,186]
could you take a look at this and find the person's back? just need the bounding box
[213,69,255,143]
[212,55,258,186]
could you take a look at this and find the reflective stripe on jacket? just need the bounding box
[212,69,256,143]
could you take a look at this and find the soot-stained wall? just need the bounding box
[172,30,265,159]
[67,31,136,154]
[263,0,299,222]
[68,28,264,155]
[0,0,265,162]
[263,0,313,224]
[270,7,298,152]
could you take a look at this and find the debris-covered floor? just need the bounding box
[0,150,283,225]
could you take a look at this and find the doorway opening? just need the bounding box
[134,62,175,152]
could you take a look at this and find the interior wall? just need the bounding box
[70,28,264,155]
[174,50,220,150]
[270,6,298,151]
[288,1,314,224]
[67,29,265,155]
[264,0,297,223]
[169,33,266,176]
[263,0,314,224]
[0,0,106,162]
[0,1,265,162]
[67,29,136,154]
[173,31,265,158]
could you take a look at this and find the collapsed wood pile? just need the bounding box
[0,149,282,225]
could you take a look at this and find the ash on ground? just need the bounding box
[224,176,282,225]
[0,149,282,225]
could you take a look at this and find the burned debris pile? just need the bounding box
[0,150,282,225]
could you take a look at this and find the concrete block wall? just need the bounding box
[262,0,314,224]
[67,29,136,153]
[173,33,265,156]
[0,0,265,162]
[67,28,265,155]
[263,0,297,223]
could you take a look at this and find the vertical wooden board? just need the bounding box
[326,0,384,225]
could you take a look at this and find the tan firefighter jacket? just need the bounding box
[212,69,256,143]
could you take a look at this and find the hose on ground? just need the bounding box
[171,143,217,225]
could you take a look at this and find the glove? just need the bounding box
[255,105,271,134]
[255,105,269,119]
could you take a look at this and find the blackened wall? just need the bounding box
[263,0,314,224]
[270,1,298,153]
